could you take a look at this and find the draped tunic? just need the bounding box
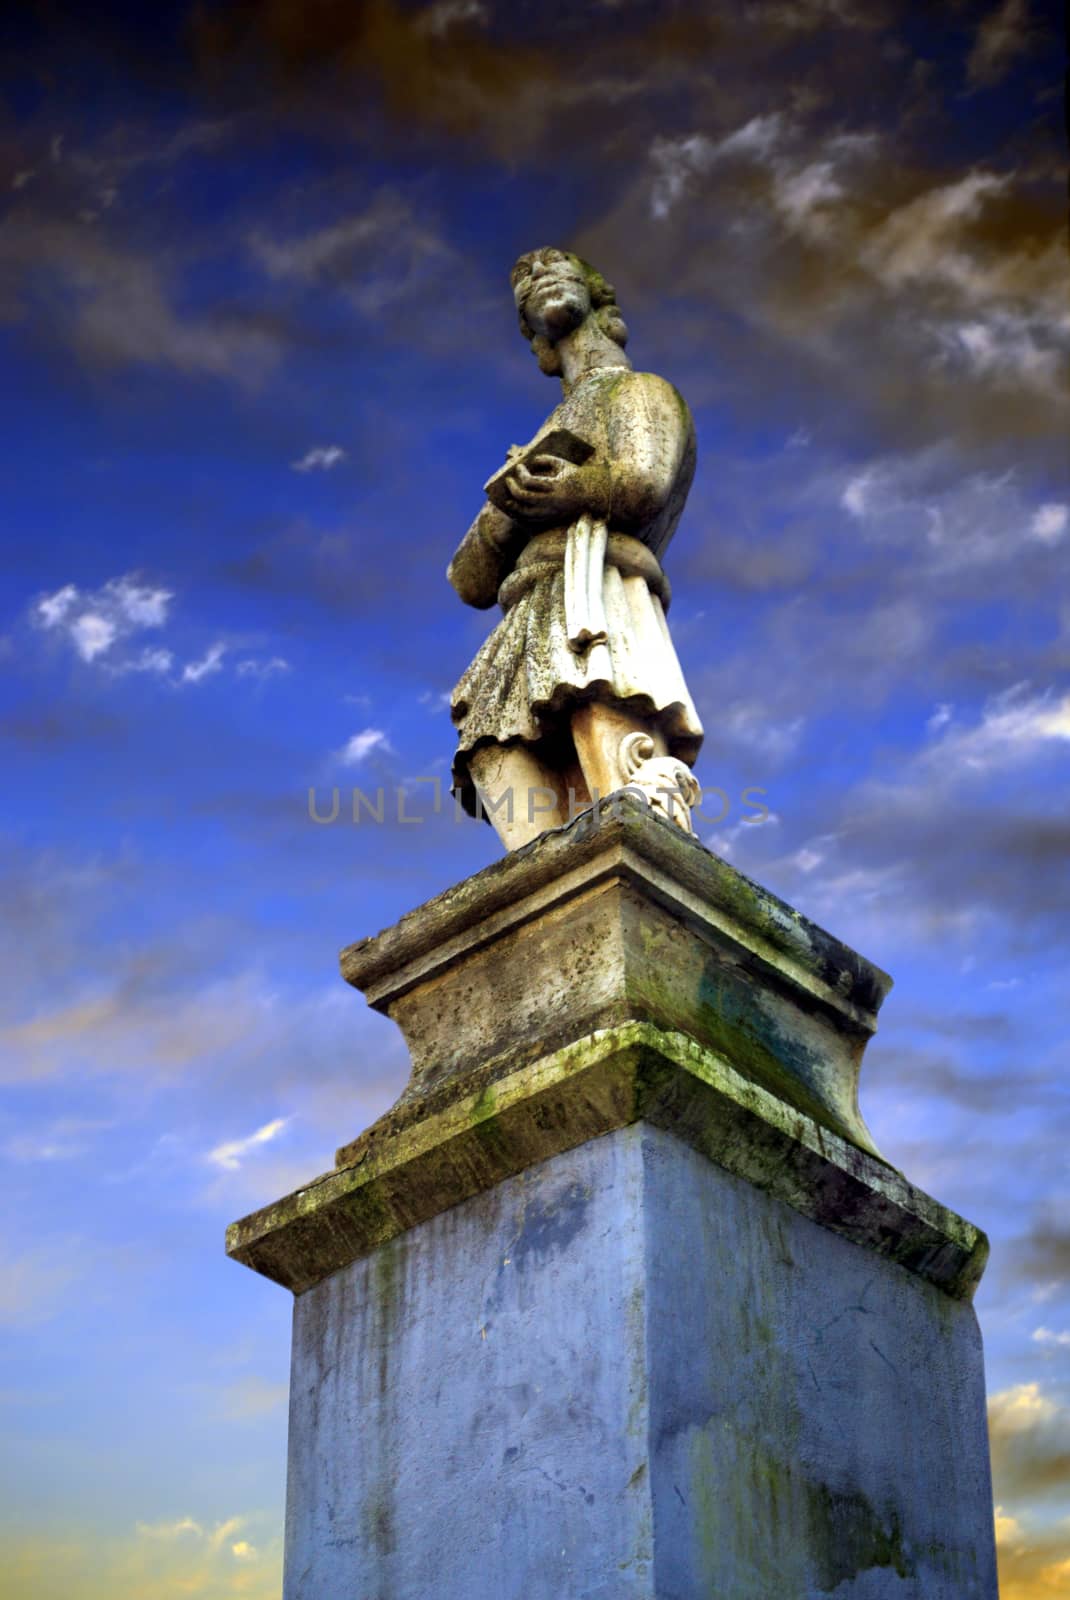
[448,366,704,816]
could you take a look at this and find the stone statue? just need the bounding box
[448,247,704,849]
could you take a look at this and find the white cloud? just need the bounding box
[292,445,346,473]
[236,655,290,678]
[649,113,875,237]
[70,613,117,662]
[207,1118,289,1174]
[31,579,280,688]
[252,192,457,320]
[1031,503,1068,546]
[181,643,226,684]
[863,170,1010,292]
[793,846,824,873]
[33,573,173,665]
[927,703,953,735]
[773,160,843,232]
[109,576,172,627]
[856,170,1068,390]
[837,449,1069,572]
[135,1514,262,1560]
[36,584,80,627]
[339,727,392,765]
[993,1505,1023,1548]
[417,688,452,710]
[841,468,878,518]
[136,1517,204,1541]
[650,116,784,219]
[6,1511,281,1596]
[705,809,780,860]
[1032,1326,1070,1349]
[649,135,717,219]
[721,702,805,761]
[116,646,174,676]
[988,1381,1057,1434]
[949,313,1062,394]
[719,113,784,160]
[923,683,1070,776]
[417,0,489,34]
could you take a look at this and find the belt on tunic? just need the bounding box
[498,521,671,654]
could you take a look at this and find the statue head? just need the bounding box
[511,247,629,376]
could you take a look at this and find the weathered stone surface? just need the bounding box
[449,248,705,846]
[229,794,997,1597]
[282,1125,998,1600]
[340,796,890,1157]
[227,1021,986,1302]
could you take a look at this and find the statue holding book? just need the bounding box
[448,247,704,849]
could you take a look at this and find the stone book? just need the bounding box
[483,425,596,509]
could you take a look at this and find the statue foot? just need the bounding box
[618,732,700,834]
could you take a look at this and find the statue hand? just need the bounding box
[477,502,517,550]
[503,455,596,520]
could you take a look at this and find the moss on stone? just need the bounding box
[227,1020,987,1302]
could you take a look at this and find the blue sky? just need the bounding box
[1,1,1067,1595]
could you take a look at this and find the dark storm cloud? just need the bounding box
[0,172,294,381]
[712,672,1070,962]
[576,120,1066,467]
[4,0,1063,464]
[1013,1215,1070,1289]
[988,1382,1070,1502]
[0,705,127,748]
[805,802,1070,938]
[674,431,1068,801]
[222,520,401,617]
[190,0,734,156]
[865,1042,1059,1117]
[889,1006,1017,1043]
[966,0,1037,87]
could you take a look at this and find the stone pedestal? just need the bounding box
[227,798,999,1599]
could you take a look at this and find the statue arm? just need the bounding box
[604,373,694,533]
[447,503,522,610]
[491,374,693,533]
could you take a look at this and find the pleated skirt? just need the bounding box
[451,539,703,816]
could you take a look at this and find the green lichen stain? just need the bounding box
[806,1484,912,1592]
[471,1082,497,1122]
[686,1426,917,1596]
[361,1240,402,1575]
[470,1082,508,1158]
[631,911,859,1147]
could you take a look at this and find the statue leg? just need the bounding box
[466,743,575,849]
[571,701,699,833]
[571,701,668,796]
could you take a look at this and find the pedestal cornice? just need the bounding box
[227,799,986,1306]
[226,1020,987,1301]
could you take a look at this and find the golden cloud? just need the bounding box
[0,1514,282,1600]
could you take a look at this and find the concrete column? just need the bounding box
[228,797,999,1599]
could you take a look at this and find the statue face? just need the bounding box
[511,249,591,342]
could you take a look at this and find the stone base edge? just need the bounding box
[225,1022,987,1301]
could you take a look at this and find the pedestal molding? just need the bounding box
[227,1021,986,1302]
[341,799,892,1026]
